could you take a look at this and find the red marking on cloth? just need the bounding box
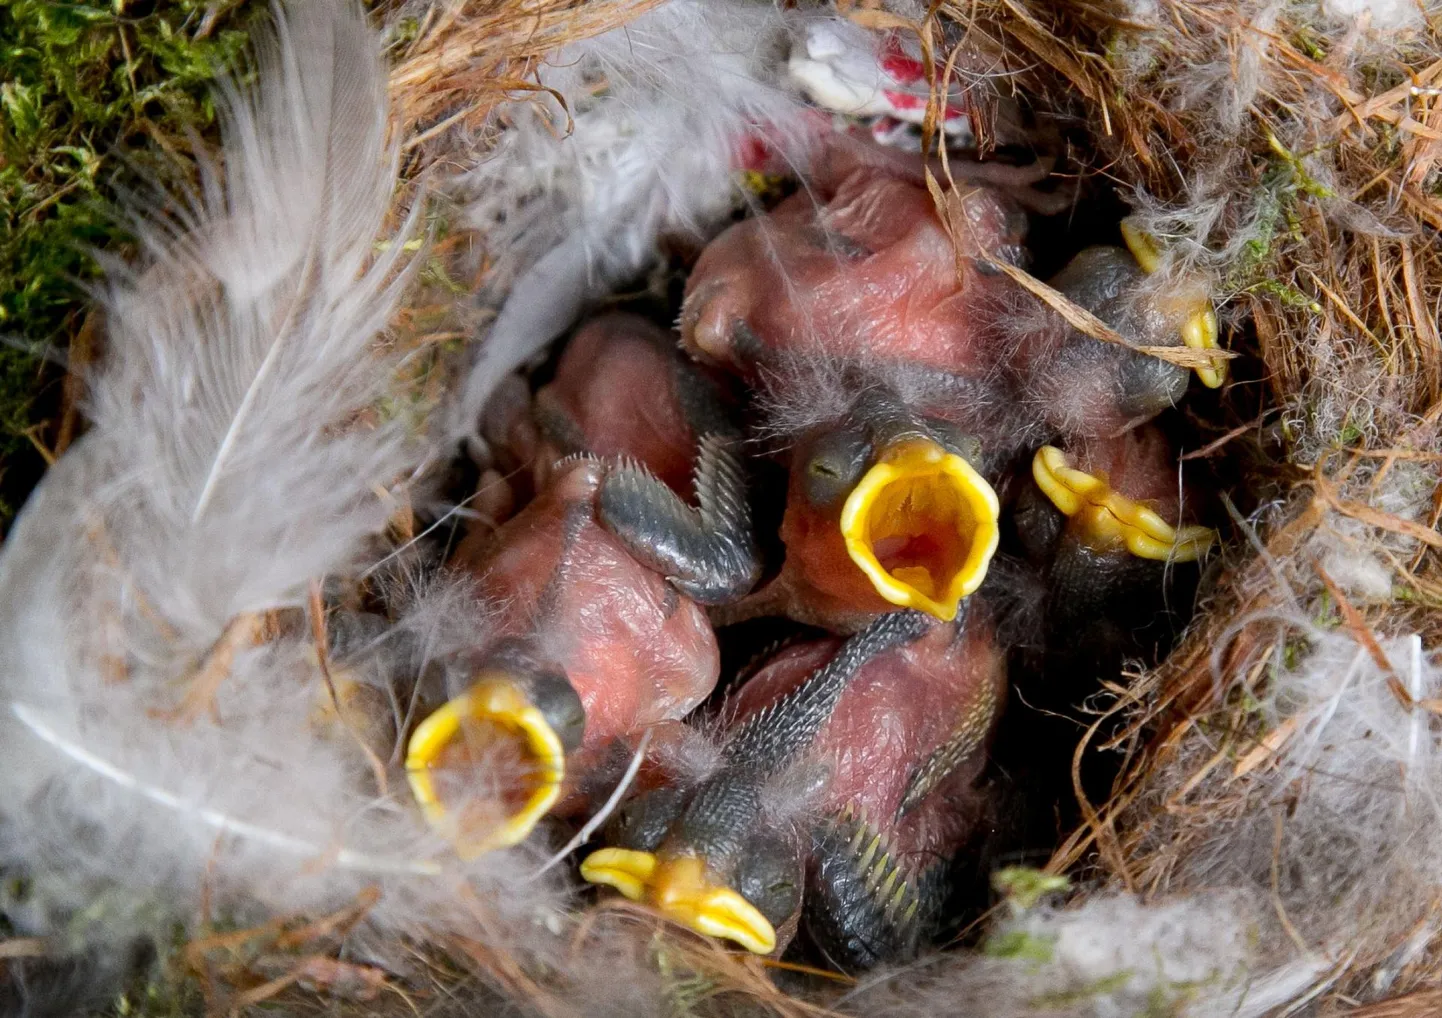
[881,90,970,122]
[880,35,926,83]
[730,112,832,172]
[883,90,925,111]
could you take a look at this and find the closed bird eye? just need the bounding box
[605,786,690,853]
[735,834,804,927]
[801,429,871,510]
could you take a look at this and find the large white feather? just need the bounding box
[0,0,564,960]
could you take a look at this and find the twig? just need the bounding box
[1180,417,1262,460]
[156,612,266,725]
[992,257,1234,371]
[528,728,652,881]
[309,579,390,795]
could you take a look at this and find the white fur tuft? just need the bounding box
[845,892,1321,1018]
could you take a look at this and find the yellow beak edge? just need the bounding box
[840,439,1001,621]
[581,848,778,955]
[1120,218,1226,389]
[405,676,567,858]
[1032,446,1215,562]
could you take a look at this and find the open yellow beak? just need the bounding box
[580,849,778,955]
[405,675,566,858]
[1032,446,1215,562]
[1120,218,1225,389]
[839,438,1000,621]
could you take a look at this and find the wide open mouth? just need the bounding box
[580,849,778,955]
[405,674,566,858]
[1032,445,1216,561]
[839,438,1000,621]
[1120,218,1226,389]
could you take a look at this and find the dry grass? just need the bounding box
[385,0,668,166]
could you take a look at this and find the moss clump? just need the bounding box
[0,0,265,524]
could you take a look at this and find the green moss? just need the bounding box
[992,866,1071,910]
[983,929,1057,963]
[652,937,720,1018]
[1225,134,1339,298]
[1292,26,1327,62]
[1243,279,1322,314]
[1026,971,1131,1007]
[0,0,265,524]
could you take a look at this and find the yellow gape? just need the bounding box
[405,675,567,858]
[1119,217,1226,389]
[580,849,778,955]
[839,438,1000,621]
[1032,446,1215,562]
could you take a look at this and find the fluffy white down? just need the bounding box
[1320,0,1425,30]
[1147,606,1442,1004]
[845,892,1321,1018]
[451,0,821,443]
[0,0,569,961]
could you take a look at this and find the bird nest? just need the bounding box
[7,0,1442,1015]
[373,1,1442,1014]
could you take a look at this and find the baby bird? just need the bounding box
[530,313,737,496]
[683,125,1221,443]
[581,606,1005,967]
[1009,220,1225,441]
[406,349,761,856]
[680,137,1028,383]
[1013,424,1215,669]
[730,386,1001,630]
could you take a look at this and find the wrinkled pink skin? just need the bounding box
[455,460,720,777]
[532,314,705,496]
[725,616,1005,868]
[681,139,1025,382]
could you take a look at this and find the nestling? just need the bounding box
[407,360,760,856]
[581,607,1004,965]
[1014,424,1215,668]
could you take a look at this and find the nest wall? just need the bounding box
[3,0,1442,1015]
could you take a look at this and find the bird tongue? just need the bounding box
[870,532,947,598]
